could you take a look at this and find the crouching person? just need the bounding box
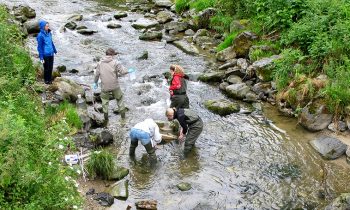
[129,118,162,162]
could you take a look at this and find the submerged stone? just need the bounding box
[177,182,191,191]
[310,136,347,160]
[109,180,129,200]
[204,99,240,116]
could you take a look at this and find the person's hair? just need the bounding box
[170,64,184,74]
[165,108,176,116]
[106,48,117,56]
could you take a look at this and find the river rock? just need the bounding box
[68,14,83,21]
[156,11,173,24]
[204,99,240,116]
[107,23,122,29]
[53,77,84,102]
[325,193,350,210]
[77,29,97,35]
[216,46,236,62]
[13,5,36,19]
[89,128,114,146]
[193,29,208,40]
[185,72,202,81]
[164,21,188,32]
[251,55,281,82]
[65,21,77,30]
[109,180,129,200]
[196,8,217,29]
[232,31,258,58]
[56,65,66,72]
[252,82,272,100]
[85,90,94,103]
[225,66,245,78]
[219,82,229,91]
[24,20,39,34]
[328,121,348,132]
[219,60,237,70]
[177,182,191,191]
[77,109,91,131]
[135,200,157,210]
[73,132,94,148]
[139,31,162,40]
[198,71,225,83]
[109,166,129,181]
[227,75,242,84]
[225,83,250,100]
[172,40,199,55]
[237,58,249,71]
[132,18,159,29]
[346,146,350,158]
[87,107,105,126]
[153,0,173,7]
[94,192,114,207]
[230,19,248,33]
[114,12,127,19]
[138,51,148,60]
[76,25,88,30]
[310,136,347,160]
[185,29,195,36]
[299,104,333,132]
[244,92,258,102]
[193,36,215,48]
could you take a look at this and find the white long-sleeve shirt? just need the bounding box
[133,118,162,146]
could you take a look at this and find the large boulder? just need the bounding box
[132,18,159,29]
[225,83,250,100]
[68,14,83,21]
[89,128,114,146]
[310,136,347,160]
[135,200,157,210]
[251,55,281,82]
[216,46,236,62]
[196,8,217,29]
[109,166,129,181]
[299,103,333,132]
[219,60,237,70]
[198,71,225,83]
[13,5,36,20]
[232,31,258,58]
[152,0,173,8]
[204,99,240,116]
[325,193,350,210]
[114,12,127,19]
[24,20,39,34]
[109,180,129,200]
[156,11,173,24]
[53,77,84,102]
[65,21,77,30]
[172,40,199,55]
[139,31,162,41]
[164,21,188,32]
[328,121,348,132]
[226,75,242,84]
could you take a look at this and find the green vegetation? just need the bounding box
[216,32,238,52]
[175,0,350,116]
[86,150,115,180]
[0,5,82,209]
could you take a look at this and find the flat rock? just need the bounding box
[299,104,333,132]
[65,21,77,30]
[310,136,347,160]
[109,180,129,200]
[152,0,173,8]
[172,40,199,55]
[325,193,350,210]
[225,83,250,100]
[156,11,173,24]
[177,182,191,191]
[164,21,188,32]
[107,23,122,29]
[135,200,157,210]
[132,18,159,29]
[198,71,225,83]
[204,99,240,116]
[77,29,97,35]
[114,12,127,19]
[94,192,114,207]
[68,14,83,21]
[139,31,162,40]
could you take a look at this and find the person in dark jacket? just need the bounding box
[168,65,189,109]
[37,20,57,84]
[166,107,203,154]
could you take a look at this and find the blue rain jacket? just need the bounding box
[36,20,57,60]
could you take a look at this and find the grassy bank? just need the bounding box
[0,5,82,209]
[176,0,350,117]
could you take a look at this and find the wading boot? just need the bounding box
[103,112,109,127]
[129,141,138,157]
[144,142,157,164]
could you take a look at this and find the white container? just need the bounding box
[65,154,79,165]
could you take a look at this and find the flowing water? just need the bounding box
[2,0,350,209]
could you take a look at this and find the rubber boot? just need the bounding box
[120,109,126,119]
[103,113,108,127]
[144,142,157,163]
[129,141,138,157]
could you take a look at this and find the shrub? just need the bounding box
[216,32,238,51]
[86,150,115,180]
[190,0,216,11]
[175,0,190,13]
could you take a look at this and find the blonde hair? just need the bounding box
[170,64,184,74]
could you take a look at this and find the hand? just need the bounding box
[92,83,98,90]
[178,133,185,142]
[128,68,135,73]
[40,60,44,64]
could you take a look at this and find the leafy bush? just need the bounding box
[86,150,115,180]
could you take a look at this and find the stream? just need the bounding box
[2,0,350,209]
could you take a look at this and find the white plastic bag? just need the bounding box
[65,154,79,165]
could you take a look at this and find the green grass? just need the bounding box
[216,32,238,51]
[86,150,115,180]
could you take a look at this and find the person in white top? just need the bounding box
[129,118,162,162]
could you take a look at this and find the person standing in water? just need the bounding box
[168,64,189,109]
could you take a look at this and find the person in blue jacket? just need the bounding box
[37,20,57,84]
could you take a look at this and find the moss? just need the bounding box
[204,99,240,116]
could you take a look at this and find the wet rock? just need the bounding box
[53,77,84,102]
[94,192,114,207]
[346,147,350,163]
[185,72,202,81]
[77,29,97,35]
[24,20,39,34]
[87,107,105,127]
[164,21,188,32]
[109,166,129,181]
[89,128,114,146]
[114,12,127,19]
[244,92,258,102]
[192,203,214,210]
[193,36,215,48]
[85,90,94,103]
[185,29,195,36]
[139,31,162,41]
[264,163,301,179]
[216,46,236,62]
[77,110,92,131]
[325,193,350,210]
[144,13,156,18]
[198,71,225,83]
[251,55,281,82]
[65,21,77,30]
[68,14,83,21]
[237,58,249,71]
[225,66,245,78]
[13,5,36,19]
[328,121,348,132]
[135,200,157,210]
[227,75,242,84]
[310,136,347,160]
[196,8,217,29]
[239,182,260,195]
[132,18,159,29]
[107,23,122,29]
[156,11,173,23]
[219,82,229,91]
[299,104,333,132]
[153,0,173,8]
[232,31,258,58]
[172,40,199,55]
[73,132,94,148]
[219,60,237,70]
[176,182,191,191]
[56,65,66,72]
[109,180,129,200]
[204,99,240,116]
[86,188,95,195]
[230,19,248,33]
[252,82,272,98]
[69,69,79,74]
[138,51,149,60]
[225,83,250,100]
[76,25,88,30]
[193,29,208,40]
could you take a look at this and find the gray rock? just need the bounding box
[225,66,245,78]
[328,121,348,132]
[299,104,333,132]
[347,116,350,130]
[77,29,97,35]
[219,60,237,70]
[76,25,88,30]
[65,21,77,30]
[153,0,173,7]
[346,146,350,158]
[139,31,162,40]
[193,36,215,48]
[227,75,242,84]
[13,5,36,19]
[176,182,191,191]
[163,35,180,43]
[219,82,229,91]
[244,92,258,102]
[107,23,122,29]
[24,20,39,34]
[251,55,281,81]
[68,14,83,21]
[172,40,199,55]
[77,110,91,131]
[109,180,129,200]
[85,90,94,103]
[156,11,173,24]
[135,200,157,210]
[216,46,236,62]
[185,72,202,81]
[109,166,129,181]
[132,18,159,29]
[144,12,156,18]
[114,12,127,19]
[193,29,208,41]
[164,21,188,32]
[310,136,347,160]
[185,29,195,36]
[325,193,350,210]
[53,77,84,102]
[138,51,149,60]
[225,83,250,100]
[204,99,240,116]
[89,128,114,146]
[252,82,272,95]
[198,71,225,83]
[73,132,94,149]
[237,58,249,70]
[94,192,114,207]
[197,8,217,29]
[232,31,258,58]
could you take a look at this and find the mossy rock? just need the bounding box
[176,182,191,191]
[204,99,240,116]
[108,166,129,181]
[198,72,225,83]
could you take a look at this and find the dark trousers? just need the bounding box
[184,118,203,152]
[170,94,189,109]
[43,56,54,83]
